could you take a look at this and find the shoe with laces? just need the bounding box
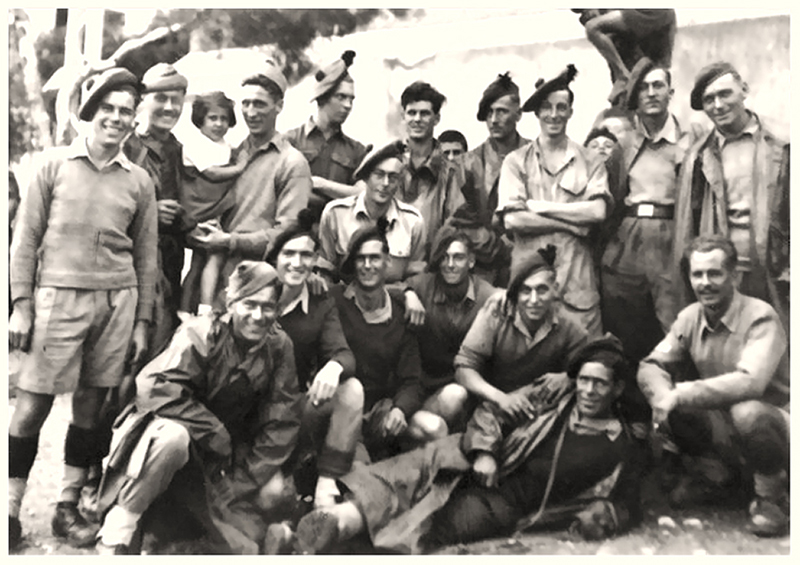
[52,501,99,548]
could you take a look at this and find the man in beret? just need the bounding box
[319,140,426,285]
[402,226,498,444]
[497,65,611,336]
[673,61,789,331]
[9,68,157,550]
[190,61,312,305]
[329,223,426,462]
[454,246,588,422]
[395,81,481,254]
[599,58,693,425]
[573,9,677,105]
[285,50,368,220]
[288,333,646,554]
[638,235,789,537]
[96,261,303,554]
[124,63,191,354]
[466,72,531,218]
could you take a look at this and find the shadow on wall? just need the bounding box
[376,15,789,148]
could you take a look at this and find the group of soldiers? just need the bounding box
[8,7,789,555]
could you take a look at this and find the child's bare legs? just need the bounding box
[199,252,226,313]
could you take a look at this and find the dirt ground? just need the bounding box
[9,393,790,556]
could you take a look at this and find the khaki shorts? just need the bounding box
[17,287,137,395]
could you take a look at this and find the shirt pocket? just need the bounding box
[386,231,412,258]
[557,163,590,199]
[329,147,360,184]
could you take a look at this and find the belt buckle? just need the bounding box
[637,204,655,217]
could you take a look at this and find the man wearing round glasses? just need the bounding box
[319,140,426,284]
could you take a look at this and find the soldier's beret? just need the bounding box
[242,59,288,97]
[477,72,520,121]
[78,67,140,122]
[353,140,405,182]
[141,63,188,93]
[522,64,578,114]
[311,50,356,102]
[225,260,278,308]
[690,61,739,111]
[567,333,629,382]
[624,57,657,111]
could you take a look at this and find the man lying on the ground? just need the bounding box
[288,333,646,554]
[95,261,302,554]
[638,235,789,537]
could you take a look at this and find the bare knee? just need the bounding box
[10,390,54,436]
[333,377,364,414]
[438,384,468,414]
[407,411,448,443]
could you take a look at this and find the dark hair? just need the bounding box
[681,234,738,280]
[437,130,468,152]
[340,217,391,278]
[401,81,446,114]
[648,66,672,87]
[584,126,618,147]
[317,74,354,107]
[242,76,284,102]
[191,91,237,130]
[265,208,319,266]
[426,228,474,273]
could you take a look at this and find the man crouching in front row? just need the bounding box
[96,261,302,554]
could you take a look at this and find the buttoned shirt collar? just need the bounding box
[353,191,401,224]
[66,135,132,171]
[714,112,759,148]
[343,283,393,324]
[569,405,622,441]
[432,276,476,305]
[512,306,557,348]
[306,115,343,139]
[637,113,680,144]
[700,290,744,335]
[280,282,309,316]
[403,138,444,182]
[533,137,577,175]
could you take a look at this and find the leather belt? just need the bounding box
[624,203,674,219]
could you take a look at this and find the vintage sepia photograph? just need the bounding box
[6,6,790,556]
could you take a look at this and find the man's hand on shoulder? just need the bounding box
[404,289,426,326]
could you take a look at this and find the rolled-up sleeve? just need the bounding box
[454,292,504,374]
[637,311,691,405]
[496,149,529,213]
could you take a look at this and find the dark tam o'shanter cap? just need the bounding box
[312,50,356,102]
[567,333,629,381]
[78,67,140,122]
[522,64,578,113]
[690,61,739,111]
[141,63,188,93]
[353,140,404,182]
[477,72,520,121]
[624,56,657,111]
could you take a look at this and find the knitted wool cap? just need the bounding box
[477,72,520,121]
[311,50,356,102]
[141,63,188,93]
